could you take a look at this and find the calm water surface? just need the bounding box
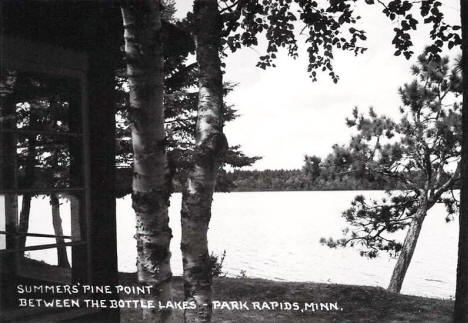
[24,191,458,299]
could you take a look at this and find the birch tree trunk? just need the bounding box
[50,194,70,268]
[387,202,428,293]
[181,1,228,322]
[121,1,173,321]
[18,124,38,254]
[455,0,468,321]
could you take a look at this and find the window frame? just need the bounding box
[0,36,91,281]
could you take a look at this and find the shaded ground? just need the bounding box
[2,265,453,322]
[117,273,454,323]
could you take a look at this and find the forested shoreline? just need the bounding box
[221,169,395,192]
[115,167,400,194]
[115,167,457,193]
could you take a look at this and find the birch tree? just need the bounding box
[120,1,173,321]
[180,1,227,322]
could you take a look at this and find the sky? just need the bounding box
[174,1,461,170]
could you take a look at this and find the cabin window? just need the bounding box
[0,37,89,284]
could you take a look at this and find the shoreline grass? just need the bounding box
[117,273,454,322]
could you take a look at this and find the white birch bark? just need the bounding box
[121,1,173,321]
[181,1,228,322]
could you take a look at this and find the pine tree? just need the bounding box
[322,52,462,293]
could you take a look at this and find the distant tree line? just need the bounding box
[116,165,404,193]
[223,166,402,192]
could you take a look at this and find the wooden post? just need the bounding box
[85,7,120,320]
[0,71,18,309]
[69,76,89,284]
[454,0,468,321]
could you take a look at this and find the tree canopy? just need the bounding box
[211,0,462,82]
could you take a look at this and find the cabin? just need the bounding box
[0,2,191,321]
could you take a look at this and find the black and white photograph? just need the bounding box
[0,0,467,322]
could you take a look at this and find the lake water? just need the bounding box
[21,191,459,299]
